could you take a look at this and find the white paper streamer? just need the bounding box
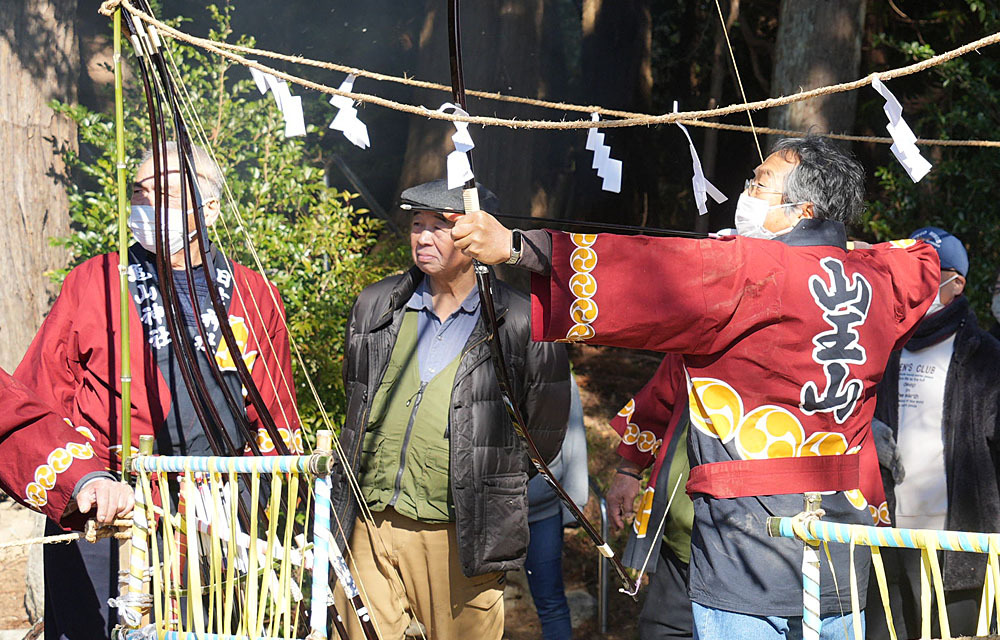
[247,63,306,138]
[437,103,476,189]
[328,74,370,149]
[673,102,727,215]
[871,76,932,182]
[586,113,622,193]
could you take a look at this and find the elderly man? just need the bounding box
[450,136,940,638]
[333,179,570,640]
[867,227,1000,639]
[16,142,301,640]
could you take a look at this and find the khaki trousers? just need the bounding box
[333,508,504,640]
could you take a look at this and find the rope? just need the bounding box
[0,518,131,550]
[676,119,1000,148]
[117,0,1000,136]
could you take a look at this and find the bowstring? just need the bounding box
[159,38,423,640]
[627,473,684,593]
[713,0,763,163]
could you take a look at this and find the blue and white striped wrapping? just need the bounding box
[309,474,332,639]
[802,544,821,640]
[771,517,1000,554]
[131,454,329,474]
[125,630,292,640]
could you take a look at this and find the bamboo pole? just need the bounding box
[114,6,133,476]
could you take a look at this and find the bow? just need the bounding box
[446,0,638,597]
[118,6,379,637]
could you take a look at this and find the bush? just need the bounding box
[51,4,408,443]
[859,3,1000,325]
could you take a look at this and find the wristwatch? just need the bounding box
[505,229,523,265]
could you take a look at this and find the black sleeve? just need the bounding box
[521,336,570,467]
[516,229,553,276]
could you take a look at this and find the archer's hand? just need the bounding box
[606,468,643,534]
[445,209,513,265]
[76,478,134,525]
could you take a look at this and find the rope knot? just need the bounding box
[789,508,826,548]
[83,518,133,543]
[98,0,124,17]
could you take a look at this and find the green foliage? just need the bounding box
[859,3,1000,325]
[51,4,408,441]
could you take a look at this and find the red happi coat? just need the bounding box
[610,354,687,539]
[14,250,302,503]
[533,231,939,524]
[0,367,107,527]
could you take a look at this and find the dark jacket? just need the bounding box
[334,266,570,576]
[875,303,1000,591]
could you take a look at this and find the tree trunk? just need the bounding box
[769,0,866,138]
[569,0,652,225]
[696,0,741,234]
[0,0,77,371]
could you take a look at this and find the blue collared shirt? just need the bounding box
[405,279,481,382]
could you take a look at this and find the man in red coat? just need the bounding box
[0,366,133,527]
[15,142,301,639]
[450,136,940,638]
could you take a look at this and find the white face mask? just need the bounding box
[992,293,1000,323]
[129,205,197,256]
[734,193,805,240]
[924,273,960,317]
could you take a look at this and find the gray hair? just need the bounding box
[139,141,224,203]
[771,135,865,227]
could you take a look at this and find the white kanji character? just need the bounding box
[215,269,232,288]
[127,264,154,283]
[200,309,220,333]
[147,326,171,349]
[139,302,165,326]
[133,283,159,304]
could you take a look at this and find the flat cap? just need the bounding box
[400,179,500,215]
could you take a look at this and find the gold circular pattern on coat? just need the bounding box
[570,247,598,272]
[570,233,598,248]
[34,465,57,491]
[570,298,599,324]
[568,273,598,298]
[689,378,743,443]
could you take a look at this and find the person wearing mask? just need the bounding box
[448,135,940,637]
[15,142,301,640]
[867,227,1000,639]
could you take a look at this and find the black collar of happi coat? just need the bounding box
[775,218,848,250]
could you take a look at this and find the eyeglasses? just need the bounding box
[744,178,784,197]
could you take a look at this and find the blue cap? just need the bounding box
[910,227,969,276]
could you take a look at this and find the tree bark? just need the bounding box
[696,0,741,234]
[569,0,652,225]
[769,0,866,139]
[0,0,77,371]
